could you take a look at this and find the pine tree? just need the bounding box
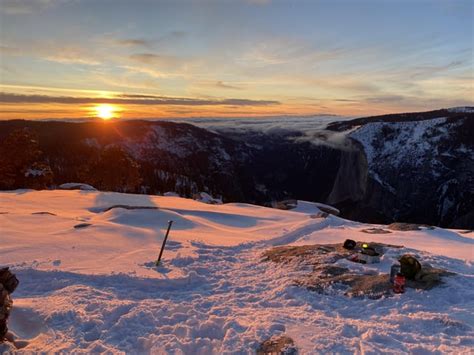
[0,128,53,189]
[80,146,141,192]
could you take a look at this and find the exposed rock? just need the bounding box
[298,266,454,299]
[310,211,329,218]
[272,199,298,210]
[314,203,340,216]
[257,335,297,355]
[298,271,392,299]
[346,274,391,298]
[262,242,401,266]
[262,244,347,265]
[410,264,455,290]
[361,228,392,234]
[263,242,452,299]
[193,192,223,205]
[387,223,429,231]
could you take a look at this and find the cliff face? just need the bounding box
[327,143,367,206]
[327,109,474,228]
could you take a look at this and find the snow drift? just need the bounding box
[0,190,473,353]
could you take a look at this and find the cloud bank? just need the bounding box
[0,92,279,106]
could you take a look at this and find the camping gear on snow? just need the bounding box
[343,239,356,250]
[347,252,380,264]
[346,242,381,264]
[155,220,174,266]
[357,244,381,264]
[348,254,363,263]
[390,264,401,284]
[265,241,452,299]
[361,244,377,255]
[393,273,406,293]
[399,254,422,280]
[358,252,380,264]
[0,268,18,294]
[347,242,381,264]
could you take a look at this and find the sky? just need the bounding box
[0,0,472,120]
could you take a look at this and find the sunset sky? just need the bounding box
[0,0,472,120]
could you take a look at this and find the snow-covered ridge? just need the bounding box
[447,106,474,113]
[349,116,453,167]
[124,125,232,164]
[0,190,473,353]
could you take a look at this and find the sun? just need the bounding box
[95,104,117,120]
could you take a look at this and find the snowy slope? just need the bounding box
[0,190,473,353]
[350,117,454,169]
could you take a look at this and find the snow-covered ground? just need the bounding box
[0,190,473,353]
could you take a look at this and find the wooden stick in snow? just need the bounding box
[156,220,173,266]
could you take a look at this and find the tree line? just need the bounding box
[0,128,142,192]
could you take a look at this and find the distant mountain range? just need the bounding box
[0,107,472,228]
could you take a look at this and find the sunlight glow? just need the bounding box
[95,104,117,120]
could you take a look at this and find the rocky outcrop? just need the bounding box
[257,335,297,355]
